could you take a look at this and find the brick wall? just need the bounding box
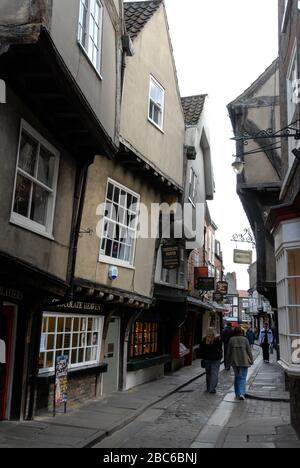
[36,373,99,415]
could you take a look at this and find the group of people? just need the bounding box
[199,322,275,401]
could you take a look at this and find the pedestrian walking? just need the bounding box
[259,323,274,363]
[227,327,254,401]
[222,323,235,370]
[199,328,223,394]
[246,327,256,349]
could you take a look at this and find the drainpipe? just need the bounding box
[67,158,94,298]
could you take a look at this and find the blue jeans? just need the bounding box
[233,367,248,397]
[205,360,221,392]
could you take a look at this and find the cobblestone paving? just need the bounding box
[95,370,235,448]
[97,349,300,449]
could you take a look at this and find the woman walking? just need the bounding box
[246,327,256,350]
[200,328,223,394]
[227,327,254,401]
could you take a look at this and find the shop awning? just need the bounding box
[186,296,215,312]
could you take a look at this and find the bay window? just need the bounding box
[277,246,300,367]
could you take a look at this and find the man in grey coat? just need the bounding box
[227,327,254,401]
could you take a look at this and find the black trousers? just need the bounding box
[262,343,270,362]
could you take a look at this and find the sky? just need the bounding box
[164,0,279,290]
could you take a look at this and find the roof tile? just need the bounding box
[124,0,163,40]
[181,95,207,126]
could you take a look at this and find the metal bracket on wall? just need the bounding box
[231,229,256,248]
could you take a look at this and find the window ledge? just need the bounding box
[98,255,136,270]
[77,41,103,81]
[127,354,171,372]
[38,363,108,383]
[158,281,186,290]
[10,215,55,241]
[147,118,165,134]
[278,360,300,377]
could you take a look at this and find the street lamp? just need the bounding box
[231,120,300,175]
[232,156,245,175]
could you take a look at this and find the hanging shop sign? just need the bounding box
[233,249,253,265]
[161,244,180,270]
[194,267,209,278]
[216,281,229,296]
[195,277,215,291]
[54,355,69,416]
[194,267,209,289]
[213,293,224,303]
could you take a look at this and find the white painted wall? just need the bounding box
[126,365,165,390]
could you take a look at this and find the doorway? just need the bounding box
[102,317,120,395]
[0,304,17,420]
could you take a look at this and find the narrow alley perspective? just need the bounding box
[0,0,300,454]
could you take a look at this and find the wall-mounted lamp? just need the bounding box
[232,156,245,175]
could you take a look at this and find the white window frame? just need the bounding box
[99,178,140,269]
[39,313,104,374]
[78,0,104,76]
[188,167,197,206]
[10,120,60,240]
[277,245,300,369]
[148,75,165,131]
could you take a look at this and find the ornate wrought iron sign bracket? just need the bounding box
[231,229,256,248]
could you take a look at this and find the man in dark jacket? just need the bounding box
[222,324,235,370]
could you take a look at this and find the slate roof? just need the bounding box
[181,95,207,126]
[124,0,163,40]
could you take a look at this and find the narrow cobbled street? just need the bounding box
[95,351,300,449]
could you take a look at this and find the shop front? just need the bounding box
[36,301,108,415]
[126,305,172,390]
[274,219,300,435]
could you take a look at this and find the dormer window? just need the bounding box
[148,76,165,130]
